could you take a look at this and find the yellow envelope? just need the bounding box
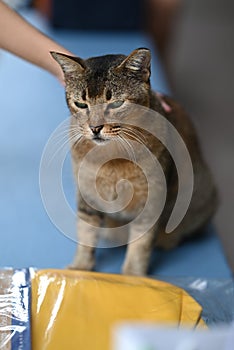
[31,269,206,350]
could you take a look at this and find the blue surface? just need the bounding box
[0,10,231,278]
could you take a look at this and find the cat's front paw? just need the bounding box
[122,261,147,276]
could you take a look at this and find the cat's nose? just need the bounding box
[90,125,104,135]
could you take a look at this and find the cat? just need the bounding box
[51,48,218,275]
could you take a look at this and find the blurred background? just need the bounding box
[0,0,233,275]
[147,0,234,272]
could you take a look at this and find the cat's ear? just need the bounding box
[116,48,151,82]
[50,52,86,75]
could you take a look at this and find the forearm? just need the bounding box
[0,1,73,82]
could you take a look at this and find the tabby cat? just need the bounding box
[51,48,217,275]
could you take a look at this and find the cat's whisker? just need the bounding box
[51,126,79,144]
[122,127,147,145]
[118,135,137,165]
[51,128,70,142]
[53,124,76,135]
[56,123,83,133]
[121,130,145,147]
[116,136,134,163]
[71,134,84,148]
[52,126,84,148]
[122,130,156,164]
[68,132,83,146]
[48,132,83,165]
[54,131,75,145]
[120,132,139,164]
[52,130,81,149]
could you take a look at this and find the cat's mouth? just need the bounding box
[89,125,121,144]
[92,135,109,144]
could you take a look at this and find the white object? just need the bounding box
[113,323,234,350]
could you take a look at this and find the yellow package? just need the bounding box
[31,270,206,350]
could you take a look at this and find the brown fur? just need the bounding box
[51,48,218,275]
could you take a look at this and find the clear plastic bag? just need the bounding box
[0,269,30,350]
[158,277,234,325]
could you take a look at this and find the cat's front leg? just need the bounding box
[122,224,156,276]
[68,207,102,271]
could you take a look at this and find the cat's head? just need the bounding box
[51,48,151,144]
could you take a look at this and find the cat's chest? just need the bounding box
[78,159,148,215]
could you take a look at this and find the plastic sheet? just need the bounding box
[158,277,234,326]
[0,268,233,350]
[0,269,30,350]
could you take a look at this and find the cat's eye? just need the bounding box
[74,101,88,109]
[108,100,124,109]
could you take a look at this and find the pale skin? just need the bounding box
[0,0,73,84]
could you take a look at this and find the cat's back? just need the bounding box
[152,94,218,240]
